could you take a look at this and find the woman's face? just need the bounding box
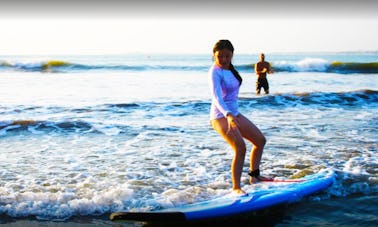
[214,49,233,69]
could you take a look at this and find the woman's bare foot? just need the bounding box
[250,176,258,184]
[232,188,248,196]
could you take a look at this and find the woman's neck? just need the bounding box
[215,63,230,70]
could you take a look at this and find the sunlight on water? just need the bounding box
[0,54,377,220]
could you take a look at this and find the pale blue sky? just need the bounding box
[1,1,377,55]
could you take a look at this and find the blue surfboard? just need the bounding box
[110,170,334,222]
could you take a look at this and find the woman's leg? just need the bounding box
[211,117,247,194]
[235,114,267,183]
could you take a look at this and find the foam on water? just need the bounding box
[0,54,377,220]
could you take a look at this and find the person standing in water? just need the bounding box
[209,40,269,195]
[255,53,273,95]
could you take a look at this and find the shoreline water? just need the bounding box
[0,53,377,225]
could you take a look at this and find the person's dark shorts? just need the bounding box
[256,78,269,94]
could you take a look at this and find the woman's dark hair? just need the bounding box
[213,40,243,85]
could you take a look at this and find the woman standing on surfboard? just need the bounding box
[209,39,269,195]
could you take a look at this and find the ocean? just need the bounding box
[0,53,377,226]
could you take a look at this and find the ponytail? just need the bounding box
[230,63,242,85]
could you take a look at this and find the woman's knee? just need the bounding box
[256,135,266,148]
[235,140,247,155]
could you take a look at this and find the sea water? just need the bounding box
[0,53,377,225]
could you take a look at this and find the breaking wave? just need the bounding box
[1,58,378,74]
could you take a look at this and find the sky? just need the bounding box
[0,0,377,55]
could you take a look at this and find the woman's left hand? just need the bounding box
[226,114,239,134]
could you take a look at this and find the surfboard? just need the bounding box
[110,170,334,222]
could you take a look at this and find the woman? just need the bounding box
[209,40,269,195]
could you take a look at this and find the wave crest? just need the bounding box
[1,57,377,74]
[240,89,378,108]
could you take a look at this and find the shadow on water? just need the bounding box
[138,204,290,227]
[0,204,289,227]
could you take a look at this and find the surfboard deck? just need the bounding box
[110,170,334,222]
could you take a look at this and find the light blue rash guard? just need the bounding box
[209,64,240,120]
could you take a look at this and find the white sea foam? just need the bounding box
[0,54,377,220]
[273,58,329,72]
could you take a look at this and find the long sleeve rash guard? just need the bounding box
[209,64,240,120]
